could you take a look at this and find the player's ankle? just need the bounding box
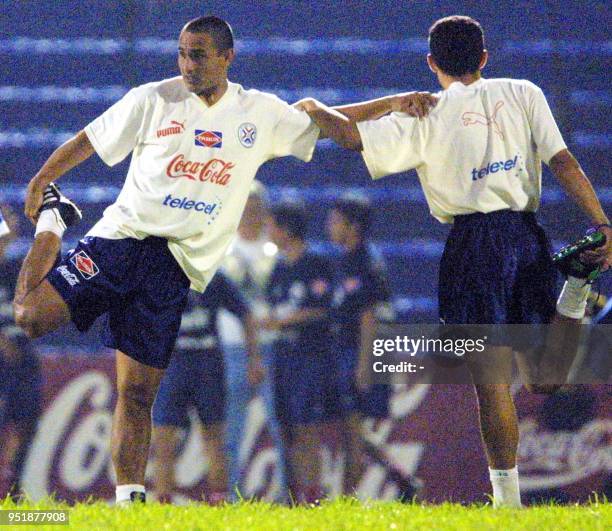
[115,484,146,505]
[556,276,591,319]
[489,466,522,508]
[35,209,66,239]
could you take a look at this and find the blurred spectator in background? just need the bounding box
[325,195,395,496]
[0,206,42,501]
[220,180,286,499]
[151,271,262,504]
[223,181,278,306]
[263,203,334,503]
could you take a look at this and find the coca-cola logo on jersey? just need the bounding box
[166,154,234,186]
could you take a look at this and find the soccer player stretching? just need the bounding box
[296,16,610,507]
[12,16,324,505]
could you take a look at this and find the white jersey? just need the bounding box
[357,78,567,223]
[84,77,319,291]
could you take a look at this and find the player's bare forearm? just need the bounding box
[333,91,438,122]
[295,93,437,143]
[31,130,95,188]
[549,149,609,226]
[333,97,394,122]
[301,100,362,151]
[550,149,611,266]
[25,130,95,223]
[310,108,361,150]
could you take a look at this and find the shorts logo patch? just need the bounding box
[237,122,257,148]
[195,130,223,148]
[70,251,99,280]
[57,265,80,286]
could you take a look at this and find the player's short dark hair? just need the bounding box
[428,16,484,77]
[270,202,308,240]
[184,16,234,53]
[332,194,372,236]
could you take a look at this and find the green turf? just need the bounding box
[0,497,609,530]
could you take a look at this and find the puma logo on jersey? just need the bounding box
[157,120,186,138]
[462,101,505,139]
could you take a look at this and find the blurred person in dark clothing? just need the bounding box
[151,271,262,504]
[263,203,334,503]
[325,195,395,496]
[0,206,42,500]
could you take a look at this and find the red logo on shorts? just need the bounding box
[70,251,100,280]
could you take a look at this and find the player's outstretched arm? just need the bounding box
[549,148,611,267]
[24,130,95,224]
[334,91,438,122]
[295,98,363,150]
[294,93,437,141]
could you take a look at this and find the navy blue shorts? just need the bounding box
[272,341,327,425]
[0,350,42,425]
[325,347,390,419]
[439,210,557,326]
[152,349,225,427]
[47,236,190,369]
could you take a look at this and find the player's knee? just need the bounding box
[13,302,44,339]
[118,381,157,411]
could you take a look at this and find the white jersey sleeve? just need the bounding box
[357,113,424,179]
[269,99,320,162]
[84,86,148,166]
[524,82,567,164]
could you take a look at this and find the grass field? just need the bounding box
[0,498,609,530]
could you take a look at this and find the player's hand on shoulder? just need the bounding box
[390,91,438,118]
[292,98,319,113]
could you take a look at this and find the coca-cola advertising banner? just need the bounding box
[13,355,611,503]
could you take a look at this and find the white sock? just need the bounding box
[115,484,145,504]
[34,208,66,239]
[489,466,521,508]
[556,276,591,319]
